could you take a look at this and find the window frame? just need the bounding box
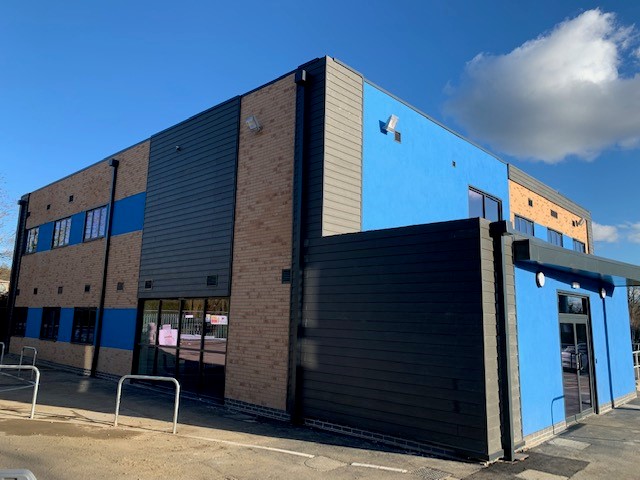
[25,227,39,254]
[40,307,61,341]
[514,215,535,236]
[547,228,563,247]
[573,239,586,253]
[52,217,72,248]
[84,205,108,242]
[468,187,502,222]
[71,307,97,345]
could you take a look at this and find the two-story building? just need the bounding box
[6,56,639,461]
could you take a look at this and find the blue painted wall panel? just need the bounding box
[25,308,43,338]
[69,212,85,245]
[533,224,547,243]
[362,83,510,231]
[112,192,145,236]
[101,309,137,350]
[57,308,74,343]
[515,264,635,436]
[36,222,53,252]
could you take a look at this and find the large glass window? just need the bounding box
[71,307,96,344]
[548,228,563,247]
[136,297,229,399]
[514,215,534,236]
[573,239,586,253]
[468,187,502,222]
[26,228,39,253]
[84,206,107,241]
[40,307,61,340]
[52,217,71,248]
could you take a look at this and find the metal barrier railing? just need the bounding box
[633,350,640,382]
[114,375,181,434]
[0,365,41,419]
[19,347,37,380]
[0,342,4,365]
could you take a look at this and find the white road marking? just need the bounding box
[350,462,408,473]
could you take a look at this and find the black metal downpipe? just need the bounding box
[91,158,119,377]
[5,196,30,344]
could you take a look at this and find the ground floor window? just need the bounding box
[40,307,61,340]
[72,307,96,344]
[135,297,229,399]
[11,307,28,336]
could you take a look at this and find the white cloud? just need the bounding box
[445,9,640,163]
[593,222,620,242]
[619,222,640,243]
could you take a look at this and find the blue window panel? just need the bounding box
[514,216,534,236]
[56,308,75,343]
[35,222,54,252]
[112,192,146,236]
[68,212,85,246]
[362,82,510,231]
[101,309,137,350]
[25,308,43,338]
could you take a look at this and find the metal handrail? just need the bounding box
[0,342,4,365]
[633,350,640,382]
[0,365,41,419]
[114,375,181,434]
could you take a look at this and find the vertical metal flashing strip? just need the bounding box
[490,221,516,461]
[91,158,119,377]
[287,67,308,421]
[6,195,30,344]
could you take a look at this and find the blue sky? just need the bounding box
[1,1,639,264]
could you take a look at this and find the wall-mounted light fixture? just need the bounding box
[576,217,585,226]
[245,115,262,133]
[536,271,545,288]
[571,281,580,289]
[175,145,182,151]
[600,287,607,299]
[383,114,399,133]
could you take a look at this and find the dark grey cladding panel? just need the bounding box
[300,218,495,460]
[139,97,240,298]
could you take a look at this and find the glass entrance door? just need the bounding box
[559,295,594,422]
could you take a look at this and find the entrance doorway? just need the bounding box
[558,294,595,422]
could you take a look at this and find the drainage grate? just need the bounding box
[411,466,452,480]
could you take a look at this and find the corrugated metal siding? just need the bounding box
[302,58,327,239]
[138,98,240,298]
[300,218,496,459]
[322,58,362,235]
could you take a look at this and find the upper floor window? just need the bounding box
[40,307,61,341]
[468,187,502,222]
[573,239,586,253]
[52,217,71,248]
[514,215,534,236]
[548,228,563,247]
[25,227,39,253]
[84,206,107,241]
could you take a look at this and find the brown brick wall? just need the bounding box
[509,180,590,251]
[104,231,143,309]
[9,337,132,376]
[225,74,296,411]
[15,241,104,308]
[26,140,149,229]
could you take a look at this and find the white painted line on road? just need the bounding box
[350,462,408,473]
[516,469,568,480]
[183,434,316,458]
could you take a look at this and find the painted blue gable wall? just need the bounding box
[362,83,510,231]
[515,264,635,436]
[25,308,43,338]
[101,308,137,350]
